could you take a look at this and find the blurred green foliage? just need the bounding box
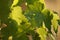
[0,0,60,40]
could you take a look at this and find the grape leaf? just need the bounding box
[24,10,44,28]
[26,0,39,4]
[28,1,44,11]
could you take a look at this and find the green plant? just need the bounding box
[0,0,60,40]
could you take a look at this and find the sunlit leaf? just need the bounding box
[36,27,47,40]
[51,11,59,33]
[39,0,44,4]
[9,6,28,25]
[11,0,19,7]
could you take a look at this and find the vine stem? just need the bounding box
[27,35,33,40]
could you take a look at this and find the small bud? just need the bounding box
[0,28,1,30]
[1,23,7,28]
